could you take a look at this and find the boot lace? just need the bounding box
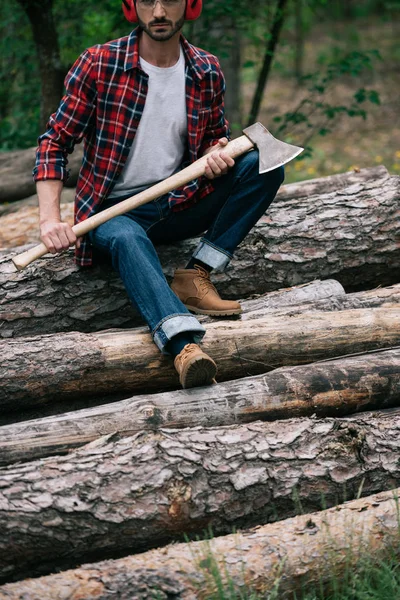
[195,266,218,295]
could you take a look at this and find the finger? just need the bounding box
[212,152,229,172]
[51,234,65,253]
[57,229,72,251]
[41,234,57,254]
[204,163,215,180]
[76,237,82,249]
[219,152,235,168]
[207,155,222,177]
[65,227,77,247]
[218,137,229,146]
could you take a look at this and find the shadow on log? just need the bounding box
[0,348,399,465]
[1,487,399,599]
[1,166,399,338]
[0,408,400,583]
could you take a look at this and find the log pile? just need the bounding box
[0,164,400,597]
[1,165,399,338]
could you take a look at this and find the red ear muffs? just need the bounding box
[122,0,202,23]
[185,0,202,20]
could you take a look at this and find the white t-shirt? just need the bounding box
[109,46,187,199]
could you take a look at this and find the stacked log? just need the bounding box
[2,304,400,408]
[1,347,399,465]
[0,487,398,599]
[1,166,399,339]
[0,408,400,582]
[0,165,399,593]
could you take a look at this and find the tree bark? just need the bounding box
[1,166,398,338]
[1,348,399,466]
[247,0,289,125]
[1,487,399,599]
[0,146,82,204]
[0,408,399,583]
[2,306,400,409]
[15,0,63,132]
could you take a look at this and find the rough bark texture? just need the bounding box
[16,0,64,132]
[1,348,399,466]
[1,166,398,338]
[0,408,400,583]
[0,487,399,599]
[0,146,82,204]
[2,306,400,409]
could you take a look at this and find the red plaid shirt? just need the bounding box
[33,28,230,267]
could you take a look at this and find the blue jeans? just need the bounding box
[90,150,284,353]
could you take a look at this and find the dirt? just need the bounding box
[242,17,400,183]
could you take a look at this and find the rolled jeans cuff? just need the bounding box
[152,313,206,353]
[192,239,233,271]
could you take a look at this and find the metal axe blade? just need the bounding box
[243,122,304,173]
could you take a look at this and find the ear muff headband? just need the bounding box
[122,0,202,23]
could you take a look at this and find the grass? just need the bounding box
[179,539,400,600]
[150,491,400,600]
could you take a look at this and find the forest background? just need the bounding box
[0,0,399,185]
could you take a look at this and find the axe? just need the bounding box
[12,123,303,270]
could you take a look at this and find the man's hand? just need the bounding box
[40,219,81,254]
[203,137,235,180]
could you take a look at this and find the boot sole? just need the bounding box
[184,304,243,317]
[182,356,218,389]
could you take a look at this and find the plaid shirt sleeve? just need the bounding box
[33,50,97,183]
[199,60,230,156]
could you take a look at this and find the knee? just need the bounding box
[93,217,146,254]
[267,165,285,187]
[236,151,285,187]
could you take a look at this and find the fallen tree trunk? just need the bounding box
[0,198,74,249]
[0,165,384,245]
[0,408,399,582]
[1,348,399,465]
[0,487,398,599]
[1,166,399,338]
[2,307,400,409]
[0,146,82,203]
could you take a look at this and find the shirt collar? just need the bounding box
[124,27,211,81]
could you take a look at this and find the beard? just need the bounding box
[138,13,185,42]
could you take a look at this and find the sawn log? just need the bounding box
[2,306,400,409]
[0,408,400,582]
[0,487,398,599]
[1,166,399,338]
[1,348,399,465]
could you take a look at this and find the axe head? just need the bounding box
[243,122,304,173]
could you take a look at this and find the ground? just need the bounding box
[241,16,400,184]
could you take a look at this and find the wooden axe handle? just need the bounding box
[12,135,254,270]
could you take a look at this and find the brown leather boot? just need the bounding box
[171,265,242,316]
[174,343,217,389]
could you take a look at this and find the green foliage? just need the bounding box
[272,49,382,161]
[0,0,393,150]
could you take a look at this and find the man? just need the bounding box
[34,0,284,389]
